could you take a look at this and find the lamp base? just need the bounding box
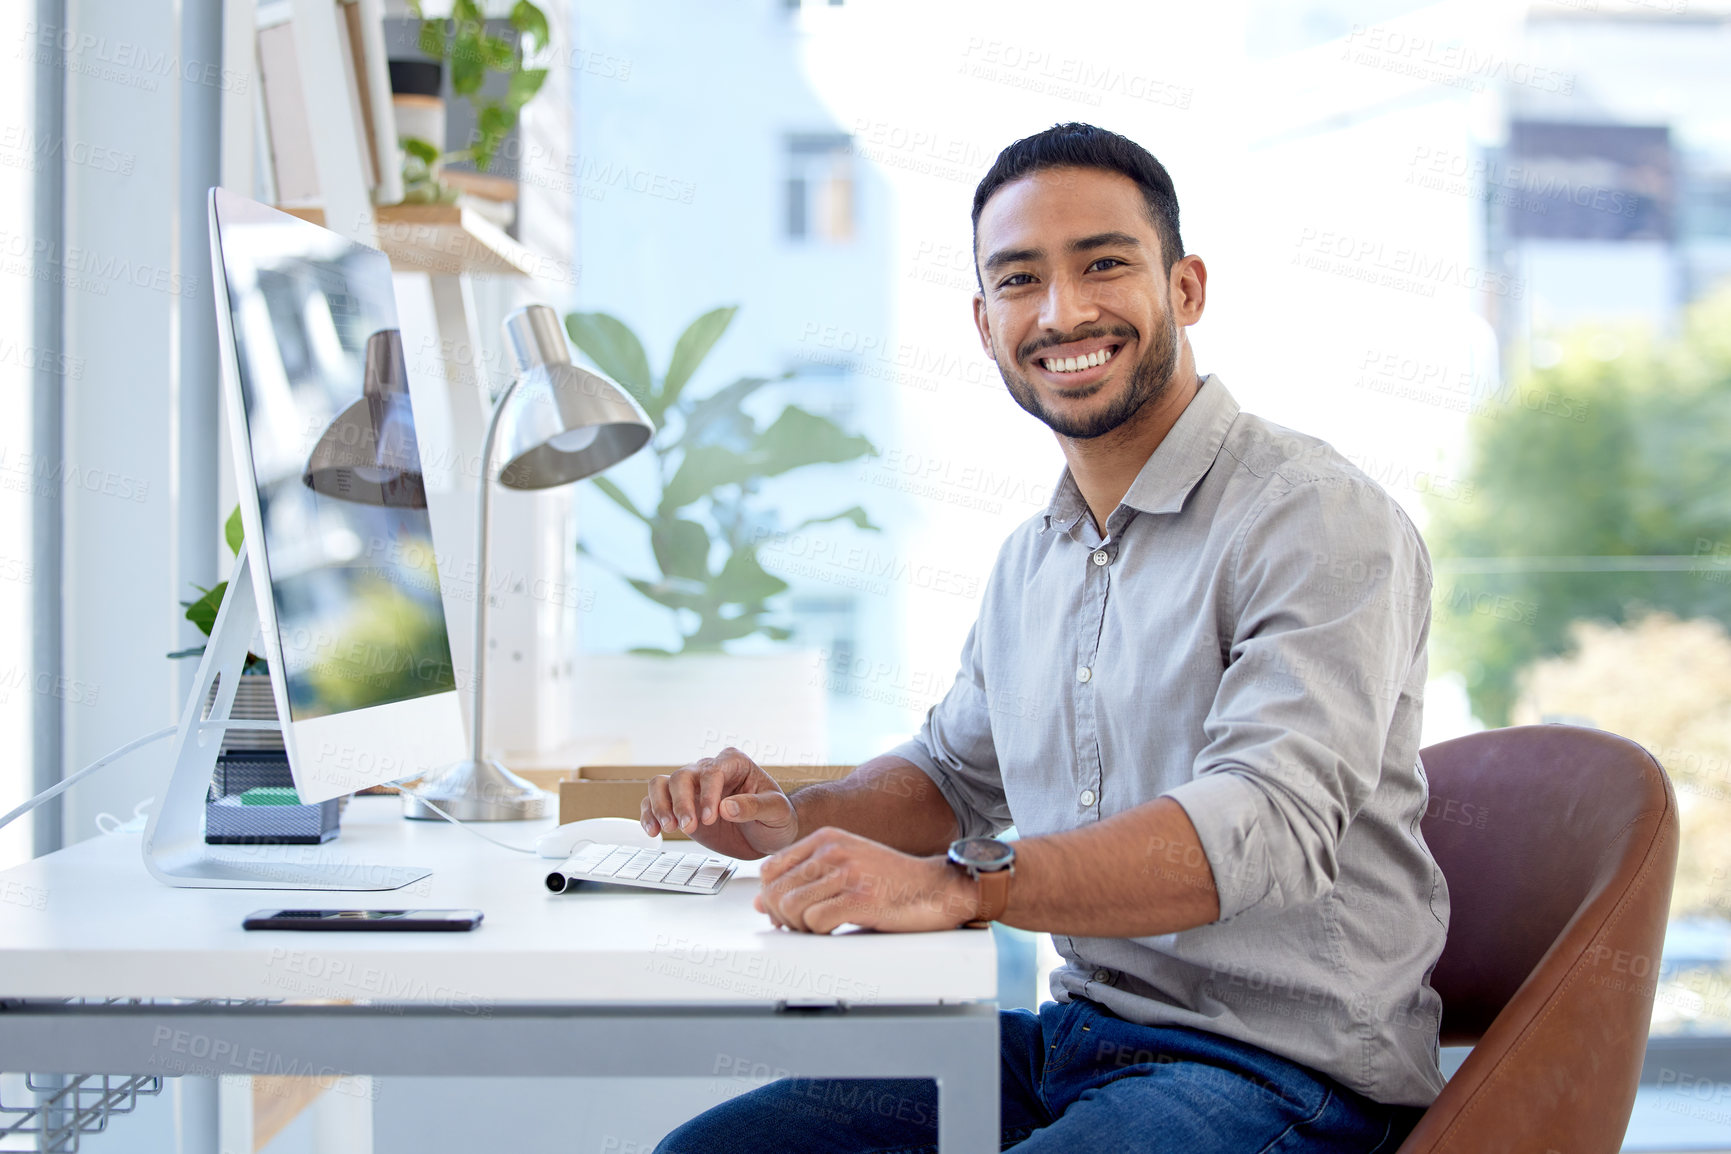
[401,758,550,822]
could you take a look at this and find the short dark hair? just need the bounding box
[971,123,1184,278]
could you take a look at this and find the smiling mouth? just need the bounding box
[1037,344,1121,375]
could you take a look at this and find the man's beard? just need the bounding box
[998,314,1178,440]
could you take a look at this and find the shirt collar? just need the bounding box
[1041,374,1241,532]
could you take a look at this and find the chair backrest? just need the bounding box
[1398,725,1678,1154]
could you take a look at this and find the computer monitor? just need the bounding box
[142,189,466,890]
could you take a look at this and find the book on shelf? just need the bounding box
[253,0,402,209]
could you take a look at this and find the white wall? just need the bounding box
[58,0,203,843]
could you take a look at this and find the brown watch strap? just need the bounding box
[964,866,1012,928]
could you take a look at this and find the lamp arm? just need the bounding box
[469,375,524,766]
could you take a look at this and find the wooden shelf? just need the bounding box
[278,202,559,279]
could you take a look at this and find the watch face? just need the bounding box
[950,837,1015,870]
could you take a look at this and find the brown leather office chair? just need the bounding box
[1398,725,1679,1154]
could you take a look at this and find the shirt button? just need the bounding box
[1093,968,1112,982]
[1080,789,1096,808]
[1075,665,1092,683]
[1091,550,1110,566]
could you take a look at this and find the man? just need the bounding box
[652,122,1446,1153]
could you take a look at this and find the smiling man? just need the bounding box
[652,123,1447,1153]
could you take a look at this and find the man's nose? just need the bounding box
[1038,275,1097,335]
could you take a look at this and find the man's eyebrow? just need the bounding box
[1070,231,1142,253]
[982,246,1042,274]
[981,232,1143,275]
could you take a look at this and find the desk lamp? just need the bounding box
[402,304,653,820]
[305,329,429,508]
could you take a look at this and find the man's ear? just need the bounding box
[1170,254,1207,327]
[972,292,997,361]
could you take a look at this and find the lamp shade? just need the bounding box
[303,328,428,508]
[493,305,654,490]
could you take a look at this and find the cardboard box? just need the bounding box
[558,765,855,839]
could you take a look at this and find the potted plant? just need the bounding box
[562,305,880,763]
[399,0,550,204]
[169,507,282,757]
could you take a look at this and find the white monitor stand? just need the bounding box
[142,543,431,890]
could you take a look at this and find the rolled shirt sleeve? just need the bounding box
[890,622,1014,841]
[1164,476,1432,921]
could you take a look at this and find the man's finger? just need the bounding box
[668,769,701,833]
[697,768,731,826]
[773,870,848,934]
[799,894,860,936]
[760,835,822,884]
[647,775,676,834]
[722,790,794,828]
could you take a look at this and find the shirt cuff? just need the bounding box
[886,739,990,841]
[1162,771,1277,921]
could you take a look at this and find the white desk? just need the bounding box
[0,797,1000,1152]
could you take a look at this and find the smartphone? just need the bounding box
[242,908,483,932]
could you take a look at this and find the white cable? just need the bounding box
[379,785,540,855]
[0,725,178,834]
[0,723,544,861]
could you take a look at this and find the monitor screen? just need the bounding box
[212,200,456,723]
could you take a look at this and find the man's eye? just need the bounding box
[999,273,1034,288]
[1089,258,1125,272]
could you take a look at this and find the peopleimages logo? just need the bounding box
[1293,228,1524,301]
[20,21,251,94]
[0,227,197,298]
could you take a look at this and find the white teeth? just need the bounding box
[1043,347,1115,373]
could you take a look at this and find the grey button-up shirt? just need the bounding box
[892,374,1449,1107]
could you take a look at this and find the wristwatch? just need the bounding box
[947,837,1016,928]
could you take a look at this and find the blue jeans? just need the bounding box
[656,999,1426,1153]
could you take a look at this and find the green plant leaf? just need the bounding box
[184,581,227,637]
[470,103,515,171]
[401,135,441,165]
[224,505,244,554]
[418,19,445,59]
[762,625,794,641]
[752,406,877,476]
[662,307,737,415]
[510,1,550,54]
[506,67,547,110]
[591,476,648,523]
[450,37,484,94]
[681,375,779,447]
[661,445,755,511]
[627,577,706,613]
[793,505,880,532]
[651,518,711,582]
[564,312,653,404]
[710,547,788,605]
[480,34,515,72]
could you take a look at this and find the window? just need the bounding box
[784,134,855,244]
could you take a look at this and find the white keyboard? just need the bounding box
[544,843,739,895]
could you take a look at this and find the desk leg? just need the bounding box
[937,1059,1001,1152]
[932,1006,1000,1154]
[174,1075,219,1154]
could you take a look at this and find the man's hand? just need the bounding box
[756,828,979,934]
[642,747,799,860]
